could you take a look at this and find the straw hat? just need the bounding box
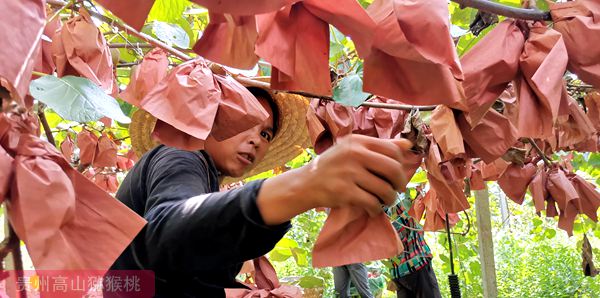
[129,81,311,184]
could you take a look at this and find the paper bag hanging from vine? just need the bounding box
[255,0,376,95]
[584,91,600,131]
[120,48,170,107]
[363,0,465,110]
[555,96,597,151]
[546,166,580,235]
[3,114,146,273]
[497,162,538,205]
[408,189,460,232]
[0,145,12,202]
[312,206,403,268]
[192,0,298,15]
[194,14,259,70]
[529,165,548,214]
[461,20,525,126]
[0,0,45,104]
[352,97,408,141]
[35,10,62,77]
[225,256,302,297]
[424,138,470,214]
[94,0,155,31]
[568,173,600,223]
[457,109,519,164]
[305,99,354,154]
[139,58,269,151]
[517,22,569,138]
[430,105,465,160]
[549,0,600,89]
[52,9,115,94]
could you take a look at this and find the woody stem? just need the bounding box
[451,0,551,21]
[525,138,553,167]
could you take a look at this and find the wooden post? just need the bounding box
[474,189,498,298]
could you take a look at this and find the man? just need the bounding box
[109,87,412,297]
[386,193,442,298]
[333,263,374,298]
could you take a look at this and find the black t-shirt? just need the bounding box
[108,145,291,297]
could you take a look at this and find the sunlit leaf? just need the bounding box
[291,247,308,267]
[333,74,370,107]
[298,276,324,288]
[30,75,130,123]
[544,228,556,239]
[147,0,190,24]
[450,3,477,29]
[150,21,190,49]
[269,248,292,262]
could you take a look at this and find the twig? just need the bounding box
[525,138,552,167]
[38,105,57,148]
[109,43,154,49]
[47,1,72,24]
[47,0,68,6]
[87,10,192,61]
[234,76,438,111]
[567,82,595,90]
[452,0,551,21]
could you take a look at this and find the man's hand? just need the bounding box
[257,134,412,225]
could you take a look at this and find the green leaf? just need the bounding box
[333,74,370,107]
[29,76,130,123]
[544,229,556,239]
[269,248,292,262]
[409,170,428,184]
[275,237,299,248]
[147,0,189,24]
[150,21,190,49]
[291,247,308,267]
[496,0,521,8]
[532,217,543,227]
[298,276,324,289]
[573,222,583,234]
[450,3,477,29]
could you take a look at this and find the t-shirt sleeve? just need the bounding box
[141,149,290,275]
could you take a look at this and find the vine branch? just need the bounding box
[38,105,57,148]
[234,76,438,111]
[524,138,553,167]
[451,0,551,21]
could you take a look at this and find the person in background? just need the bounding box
[385,193,442,298]
[332,263,374,298]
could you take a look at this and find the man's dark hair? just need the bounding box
[247,87,279,136]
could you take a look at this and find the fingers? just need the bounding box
[359,150,408,192]
[354,168,397,206]
[351,185,384,217]
[392,138,413,151]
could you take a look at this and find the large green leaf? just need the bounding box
[298,276,324,288]
[450,2,477,29]
[333,74,370,107]
[269,248,293,262]
[29,75,130,123]
[291,247,308,267]
[150,21,190,49]
[147,0,190,23]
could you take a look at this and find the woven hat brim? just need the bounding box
[130,109,160,158]
[222,91,311,184]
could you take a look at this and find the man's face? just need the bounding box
[205,96,275,178]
